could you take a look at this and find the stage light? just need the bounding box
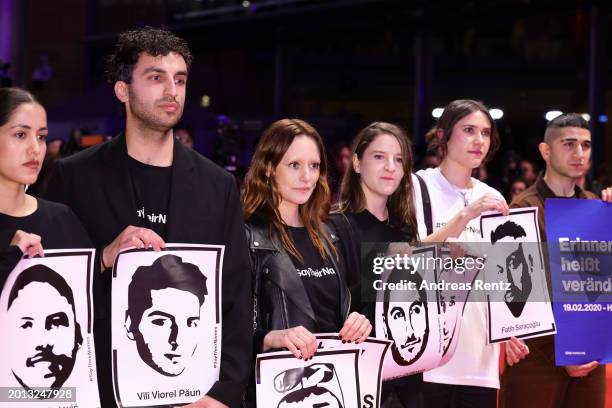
[201,95,211,108]
[242,1,250,7]
[545,111,563,121]
[432,108,444,118]
[580,113,590,122]
[490,108,504,120]
[598,115,608,123]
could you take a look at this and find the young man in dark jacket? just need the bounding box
[45,27,251,408]
[499,113,612,408]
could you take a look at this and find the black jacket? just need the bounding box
[44,133,252,408]
[245,220,351,354]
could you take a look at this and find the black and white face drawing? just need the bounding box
[6,264,83,390]
[491,221,533,318]
[274,364,344,408]
[124,254,208,377]
[437,266,458,357]
[381,269,429,366]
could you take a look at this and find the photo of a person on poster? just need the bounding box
[6,264,83,390]
[256,349,360,408]
[480,207,555,345]
[490,220,533,318]
[275,364,345,408]
[112,246,222,408]
[124,254,208,377]
[1,250,100,408]
[381,268,429,366]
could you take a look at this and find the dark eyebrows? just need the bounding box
[369,150,401,155]
[10,125,48,131]
[560,137,591,143]
[142,67,165,75]
[147,310,176,321]
[142,67,188,78]
[463,123,491,130]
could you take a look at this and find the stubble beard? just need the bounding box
[128,92,182,134]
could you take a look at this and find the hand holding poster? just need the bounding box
[480,207,556,343]
[0,249,100,408]
[111,244,223,407]
[545,198,612,365]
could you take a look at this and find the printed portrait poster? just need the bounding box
[435,247,481,366]
[316,334,391,408]
[545,199,612,365]
[480,208,556,343]
[0,249,100,408]
[111,244,223,407]
[374,245,447,380]
[256,349,361,408]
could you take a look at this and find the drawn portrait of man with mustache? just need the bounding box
[381,268,429,366]
[6,264,83,389]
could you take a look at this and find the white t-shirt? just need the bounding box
[413,167,505,389]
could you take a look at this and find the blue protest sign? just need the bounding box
[545,198,612,365]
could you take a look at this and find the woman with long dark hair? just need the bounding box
[0,87,91,287]
[242,118,371,363]
[330,121,423,407]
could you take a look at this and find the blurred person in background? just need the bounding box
[519,158,538,186]
[175,123,193,149]
[329,140,351,201]
[507,178,527,202]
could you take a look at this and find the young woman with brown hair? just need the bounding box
[242,118,371,363]
[414,99,529,408]
[330,121,423,407]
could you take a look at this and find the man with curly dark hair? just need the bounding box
[45,27,252,408]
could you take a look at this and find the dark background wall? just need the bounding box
[1,0,610,179]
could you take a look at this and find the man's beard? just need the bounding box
[128,91,182,132]
[16,344,78,389]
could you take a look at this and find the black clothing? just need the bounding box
[126,156,172,238]
[245,219,350,355]
[0,198,92,288]
[286,226,341,333]
[423,382,496,408]
[329,210,423,408]
[45,133,252,408]
[329,210,410,313]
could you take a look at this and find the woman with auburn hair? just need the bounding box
[242,118,371,364]
[413,99,527,408]
[0,87,91,287]
[330,121,423,407]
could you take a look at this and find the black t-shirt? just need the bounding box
[331,210,412,296]
[286,226,341,332]
[127,156,172,239]
[338,211,423,391]
[347,210,410,243]
[0,198,93,289]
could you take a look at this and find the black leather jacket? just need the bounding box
[246,221,351,353]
